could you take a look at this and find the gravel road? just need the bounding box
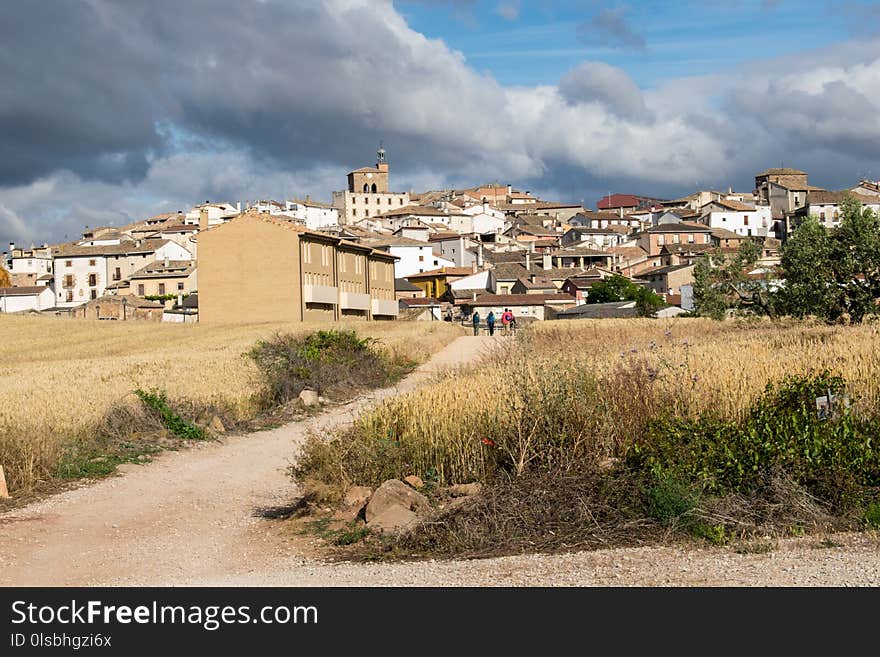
[1,335,877,587]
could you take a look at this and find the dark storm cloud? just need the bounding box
[1,0,880,247]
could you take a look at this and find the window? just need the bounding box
[365,209,370,217]
[66,291,73,302]
[89,259,96,266]
[63,274,75,288]
[833,211,840,222]
[687,234,694,244]
[177,282,184,291]
[672,234,680,244]
[114,267,121,281]
[363,183,369,193]
[158,283,165,295]
[371,183,377,193]
[658,235,665,245]
[137,284,145,296]
[418,255,425,262]
[743,216,749,225]
[65,260,72,267]
[353,209,357,216]
[400,198,404,205]
[90,290,97,300]
[88,273,97,287]
[27,259,32,266]
[819,212,825,221]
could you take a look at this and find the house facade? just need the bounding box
[53,239,192,308]
[197,211,398,324]
[0,286,55,313]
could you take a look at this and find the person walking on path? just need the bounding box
[487,311,496,336]
[501,308,514,335]
[472,311,481,336]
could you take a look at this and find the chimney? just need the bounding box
[542,253,552,271]
[472,259,478,274]
[477,242,484,268]
[8,242,14,252]
[306,194,311,203]
[529,273,536,283]
[507,184,512,195]
[164,257,169,268]
[199,208,209,231]
[482,199,488,213]
[236,201,242,213]
[459,236,466,267]
[525,252,531,271]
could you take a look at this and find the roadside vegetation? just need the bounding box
[0,316,461,500]
[293,318,880,557]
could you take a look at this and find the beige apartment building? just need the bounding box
[198,211,397,324]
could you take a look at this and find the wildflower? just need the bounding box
[664,329,672,338]
[481,437,495,446]
[630,347,638,353]
[692,375,700,383]
[681,339,690,347]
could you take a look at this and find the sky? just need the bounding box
[1,0,879,247]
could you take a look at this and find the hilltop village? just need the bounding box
[3,147,880,325]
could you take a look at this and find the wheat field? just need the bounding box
[311,317,880,489]
[0,315,462,494]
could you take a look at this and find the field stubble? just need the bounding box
[0,315,461,496]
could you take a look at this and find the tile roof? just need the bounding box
[456,293,576,306]
[0,285,50,297]
[129,261,195,280]
[807,190,879,205]
[53,238,177,258]
[705,199,756,212]
[644,222,711,234]
[756,168,807,177]
[394,278,422,292]
[404,267,476,279]
[556,301,639,318]
[378,205,448,218]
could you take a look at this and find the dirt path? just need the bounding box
[0,335,496,586]
[2,333,878,587]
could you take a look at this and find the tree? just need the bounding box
[693,239,776,318]
[587,274,665,317]
[777,196,880,323]
[0,265,10,288]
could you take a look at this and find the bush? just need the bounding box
[134,388,207,440]
[248,329,395,407]
[627,372,880,509]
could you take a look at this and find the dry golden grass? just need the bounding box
[0,315,462,494]
[301,317,880,490]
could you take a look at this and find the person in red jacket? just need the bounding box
[501,308,514,335]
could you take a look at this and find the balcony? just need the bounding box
[371,298,399,317]
[340,291,371,311]
[303,284,338,305]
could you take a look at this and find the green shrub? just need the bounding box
[627,372,880,509]
[645,473,697,522]
[864,502,880,529]
[248,329,394,406]
[134,388,207,440]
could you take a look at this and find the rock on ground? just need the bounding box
[365,479,431,523]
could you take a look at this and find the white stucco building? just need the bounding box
[0,286,55,313]
[365,236,454,279]
[53,239,192,307]
[699,200,774,238]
